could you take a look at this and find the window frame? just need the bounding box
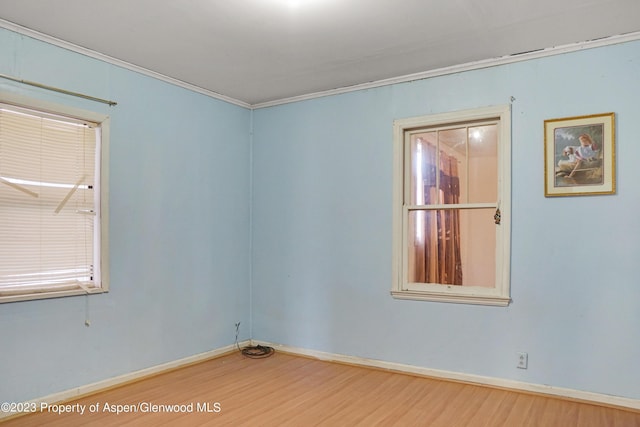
[391,105,511,306]
[0,92,109,303]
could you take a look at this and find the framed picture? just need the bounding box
[544,112,615,197]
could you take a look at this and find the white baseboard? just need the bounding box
[252,340,640,412]
[5,339,637,421]
[0,341,249,421]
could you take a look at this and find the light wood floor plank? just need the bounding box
[2,351,639,426]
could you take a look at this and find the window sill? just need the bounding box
[0,286,107,304]
[391,290,511,306]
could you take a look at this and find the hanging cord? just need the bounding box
[76,282,91,327]
[235,322,275,359]
[84,294,91,327]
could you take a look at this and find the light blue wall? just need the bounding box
[2,25,639,405]
[251,40,640,399]
[0,29,252,402]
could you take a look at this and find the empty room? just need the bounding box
[1,0,640,425]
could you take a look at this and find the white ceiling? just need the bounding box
[1,0,639,106]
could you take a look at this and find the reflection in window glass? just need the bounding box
[407,209,496,287]
[406,123,499,288]
[468,125,497,204]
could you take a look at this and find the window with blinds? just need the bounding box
[0,99,107,303]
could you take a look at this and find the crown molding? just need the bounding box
[2,19,639,110]
[0,19,251,109]
[252,31,640,109]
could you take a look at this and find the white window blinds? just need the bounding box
[0,104,100,297]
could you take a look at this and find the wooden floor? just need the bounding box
[3,351,640,426]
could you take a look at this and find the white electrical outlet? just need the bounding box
[517,352,528,369]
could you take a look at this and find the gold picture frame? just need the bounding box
[544,112,615,197]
